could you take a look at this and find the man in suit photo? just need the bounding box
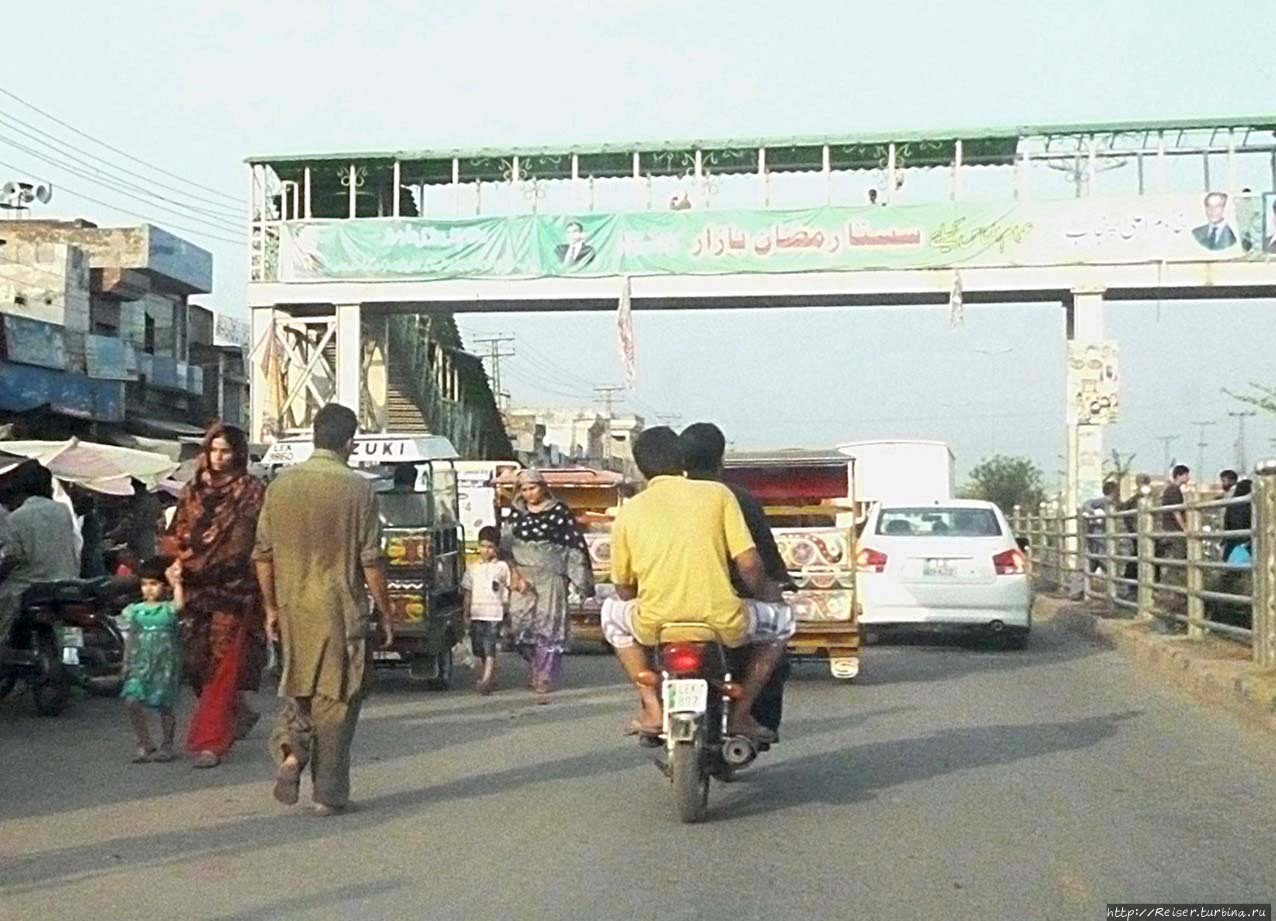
[555,221,596,267]
[1192,192,1238,250]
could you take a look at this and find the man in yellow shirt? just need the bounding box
[600,427,793,741]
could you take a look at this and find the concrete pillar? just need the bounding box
[335,303,362,417]
[1064,289,1107,588]
[250,305,274,443]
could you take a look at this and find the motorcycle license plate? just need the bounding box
[58,627,84,648]
[61,647,80,665]
[663,678,708,714]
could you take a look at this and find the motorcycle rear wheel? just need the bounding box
[670,738,709,824]
[31,631,72,717]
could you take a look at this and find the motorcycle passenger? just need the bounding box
[0,461,79,643]
[600,427,794,743]
[678,422,791,736]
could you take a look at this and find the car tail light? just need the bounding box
[993,548,1026,575]
[856,548,888,573]
[661,644,706,675]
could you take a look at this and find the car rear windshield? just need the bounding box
[876,507,1003,537]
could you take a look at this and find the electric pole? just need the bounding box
[1154,435,1180,473]
[473,335,515,410]
[593,385,624,417]
[1227,410,1257,472]
[1190,420,1216,480]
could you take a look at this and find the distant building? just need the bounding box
[504,406,644,478]
[0,218,237,448]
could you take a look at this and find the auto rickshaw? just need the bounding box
[260,433,465,688]
[494,466,633,647]
[721,451,860,680]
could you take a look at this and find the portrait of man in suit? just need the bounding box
[1191,192,1238,251]
[555,221,595,267]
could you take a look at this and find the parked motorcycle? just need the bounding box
[0,577,130,716]
[635,622,767,823]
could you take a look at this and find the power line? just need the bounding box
[0,132,244,234]
[1154,434,1180,472]
[1227,410,1257,472]
[0,156,246,247]
[1190,420,1216,478]
[0,85,242,205]
[0,111,243,219]
[593,385,625,415]
[472,334,515,410]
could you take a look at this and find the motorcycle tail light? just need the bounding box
[661,644,707,675]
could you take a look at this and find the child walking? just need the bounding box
[121,558,184,763]
[461,526,516,695]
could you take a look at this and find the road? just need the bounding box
[2,607,1275,921]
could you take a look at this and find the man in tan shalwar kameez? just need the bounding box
[253,404,394,816]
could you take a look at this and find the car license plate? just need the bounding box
[59,627,84,648]
[663,678,708,714]
[372,650,402,662]
[923,559,956,578]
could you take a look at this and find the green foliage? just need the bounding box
[1224,383,1276,415]
[961,454,1046,514]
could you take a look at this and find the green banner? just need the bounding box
[279,195,1268,282]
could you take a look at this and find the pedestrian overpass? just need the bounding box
[245,116,1276,511]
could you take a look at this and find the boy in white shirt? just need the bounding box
[461,526,518,694]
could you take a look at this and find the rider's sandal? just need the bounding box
[131,746,155,764]
[151,743,175,763]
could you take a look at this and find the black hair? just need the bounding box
[679,422,726,475]
[1,459,53,503]
[1102,480,1120,497]
[392,464,417,490]
[1219,469,1239,483]
[633,426,683,480]
[136,557,169,582]
[477,525,501,544]
[313,403,358,452]
[1172,464,1191,479]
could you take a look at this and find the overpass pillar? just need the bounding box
[335,302,362,417]
[1064,289,1107,588]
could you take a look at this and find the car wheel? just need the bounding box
[1002,630,1030,651]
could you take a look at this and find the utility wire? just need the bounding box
[0,156,246,248]
[0,132,244,234]
[0,111,243,219]
[0,85,242,205]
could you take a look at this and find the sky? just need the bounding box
[1,0,1274,480]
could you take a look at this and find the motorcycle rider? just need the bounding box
[0,461,79,642]
[678,422,790,736]
[600,427,794,743]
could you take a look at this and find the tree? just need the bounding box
[961,455,1046,515]
[1224,383,1276,415]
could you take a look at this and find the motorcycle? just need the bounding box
[0,577,130,716]
[635,622,768,823]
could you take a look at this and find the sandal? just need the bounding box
[273,757,302,806]
[151,744,175,763]
[626,720,662,738]
[193,750,221,769]
[131,746,155,764]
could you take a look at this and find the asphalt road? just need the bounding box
[3,607,1275,921]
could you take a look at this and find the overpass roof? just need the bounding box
[246,115,1276,164]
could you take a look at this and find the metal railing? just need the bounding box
[1011,461,1276,668]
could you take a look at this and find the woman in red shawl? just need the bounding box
[164,423,267,769]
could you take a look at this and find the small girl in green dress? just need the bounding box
[121,558,184,763]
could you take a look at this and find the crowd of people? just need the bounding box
[2,403,797,817]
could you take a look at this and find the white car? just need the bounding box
[856,499,1031,648]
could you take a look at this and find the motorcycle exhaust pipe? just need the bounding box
[722,735,757,767]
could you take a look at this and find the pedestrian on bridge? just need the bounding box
[254,403,395,816]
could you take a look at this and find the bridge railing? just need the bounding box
[1011,462,1276,668]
